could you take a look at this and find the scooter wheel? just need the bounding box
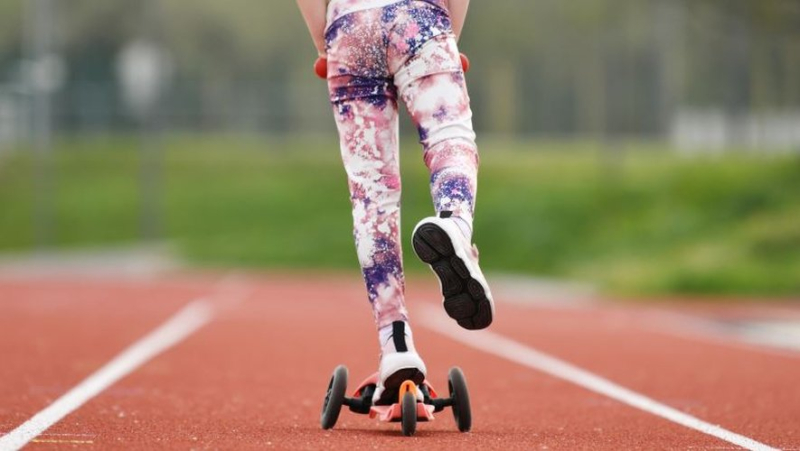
[401,390,417,436]
[448,367,472,432]
[320,365,348,429]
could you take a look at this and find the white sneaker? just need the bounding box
[412,213,495,330]
[372,321,427,405]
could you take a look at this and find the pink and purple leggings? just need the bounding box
[326,0,478,328]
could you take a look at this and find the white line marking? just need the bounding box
[0,300,214,451]
[417,306,780,451]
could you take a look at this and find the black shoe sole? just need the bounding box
[412,223,493,330]
[374,368,426,406]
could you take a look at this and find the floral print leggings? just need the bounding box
[326,0,478,329]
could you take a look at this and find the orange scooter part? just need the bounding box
[398,380,416,399]
[370,400,435,423]
[351,372,437,422]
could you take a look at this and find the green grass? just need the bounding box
[1,135,799,296]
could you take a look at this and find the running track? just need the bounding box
[1,271,799,450]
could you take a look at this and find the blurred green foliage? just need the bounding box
[1,136,798,296]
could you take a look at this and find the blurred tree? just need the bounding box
[0,2,22,57]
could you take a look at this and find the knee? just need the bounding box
[423,138,479,174]
[416,103,478,171]
[420,116,476,150]
[347,169,402,209]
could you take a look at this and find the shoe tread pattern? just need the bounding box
[412,223,493,330]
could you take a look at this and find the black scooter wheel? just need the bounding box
[320,365,348,429]
[448,367,472,432]
[401,390,417,436]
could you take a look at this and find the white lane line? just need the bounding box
[417,306,779,451]
[0,300,214,451]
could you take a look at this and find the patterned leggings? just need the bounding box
[326,0,478,328]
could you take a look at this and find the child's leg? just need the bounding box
[326,7,426,403]
[394,37,478,236]
[392,31,495,330]
[330,97,408,329]
[325,8,410,330]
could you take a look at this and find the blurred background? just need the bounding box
[0,0,798,296]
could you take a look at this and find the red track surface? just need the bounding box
[1,272,799,449]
